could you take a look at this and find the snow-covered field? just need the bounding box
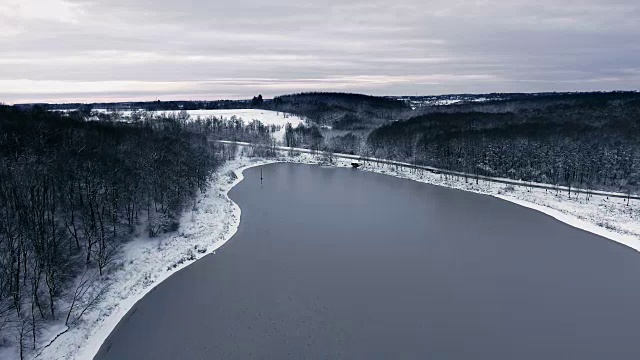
[95,109,305,142]
[24,150,640,360]
[52,108,306,142]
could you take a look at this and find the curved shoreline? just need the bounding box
[31,159,275,360]
[78,159,276,360]
[346,160,640,253]
[492,195,640,252]
[348,160,640,253]
[36,157,639,360]
[290,155,640,254]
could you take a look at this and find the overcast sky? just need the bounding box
[1,0,639,103]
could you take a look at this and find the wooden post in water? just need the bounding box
[260,168,263,185]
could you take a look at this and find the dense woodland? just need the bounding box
[267,92,411,129]
[271,92,640,193]
[0,106,230,357]
[45,91,640,193]
[269,92,639,195]
[367,94,640,193]
[25,91,640,194]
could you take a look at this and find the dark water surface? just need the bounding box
[95,163,640,360]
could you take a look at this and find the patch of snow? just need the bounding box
[433,99,462,105]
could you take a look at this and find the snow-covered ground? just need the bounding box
[205,109,305,142]
[52,109,306,142]
[22,150,640,360]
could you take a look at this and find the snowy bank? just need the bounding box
[72,109,306,142]
[30,157,276,360]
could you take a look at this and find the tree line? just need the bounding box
[267,92,640,194]
[0,106,223,357]
[268,92,411,128]
[367,97,640,193]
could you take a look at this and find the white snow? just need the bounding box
[23,149,640,360]
[433,99,462,105]
[106,109,304,142]
[51,109,306,142]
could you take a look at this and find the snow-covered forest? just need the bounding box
[274,92,640,195]
[39,91,640,195]
[366,94,640,194]
[0,106,234,357]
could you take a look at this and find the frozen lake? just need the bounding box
[95,163,640,359]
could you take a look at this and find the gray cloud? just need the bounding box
[1,0,638,103]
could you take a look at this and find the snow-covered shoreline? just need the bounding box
[31,157,276,360]
[275,152,640,252]
[495,196,640,252]
[30,152,639,360]
[317,154,640,251]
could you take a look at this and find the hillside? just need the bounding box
[267,92,411,129]
[367,92,640,193]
